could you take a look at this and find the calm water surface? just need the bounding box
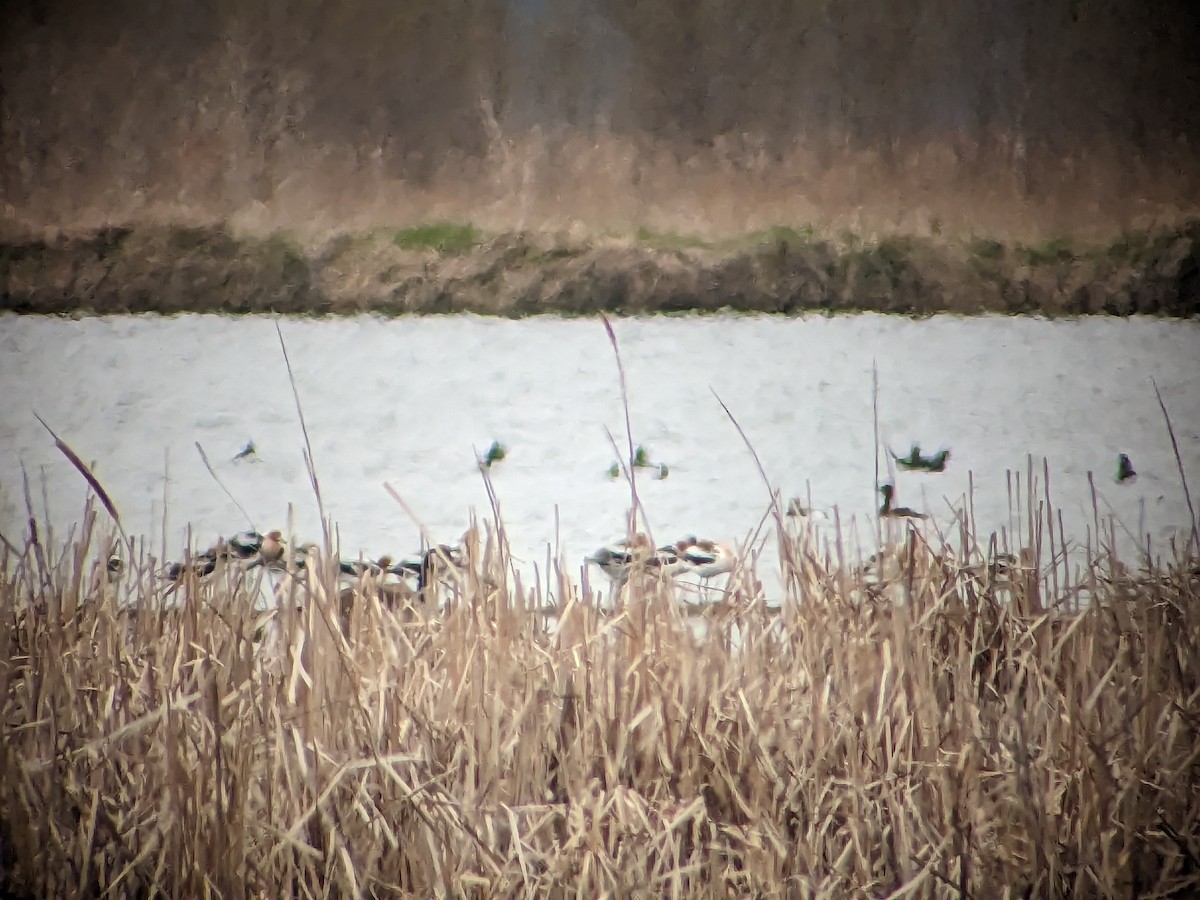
[1,313,1197,596]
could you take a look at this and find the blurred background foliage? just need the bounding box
[3,0,1198,233]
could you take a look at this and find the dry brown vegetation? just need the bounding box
[6,1,1200,316]
[3,219,1199,317]
[3,0,1200,243]
[2,484,1199,897]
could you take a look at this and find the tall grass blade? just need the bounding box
[1152,376,1199,553]
[31,410,125,541]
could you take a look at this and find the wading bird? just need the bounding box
[587,534,689,586]
[676,536,736,586]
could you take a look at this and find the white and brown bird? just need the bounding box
[586,534,692,586]
[674,536,736,593]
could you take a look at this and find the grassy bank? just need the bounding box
[1,488,1199,896]
[2,220,1199,317]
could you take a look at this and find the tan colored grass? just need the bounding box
[1,488,1198,898]
[5,125,1198,249]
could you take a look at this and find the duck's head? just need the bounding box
[879,484,895,501]
[265,530,283,542]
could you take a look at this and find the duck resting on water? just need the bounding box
[891,444,951,473]
[879,483,927,519]
[1116,453,1137,484]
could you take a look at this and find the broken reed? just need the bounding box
[1,494,1198,898]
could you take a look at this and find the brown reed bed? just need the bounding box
[1,483,1198,898]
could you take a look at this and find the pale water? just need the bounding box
[1,313,1197,598]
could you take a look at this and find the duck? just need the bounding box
[287,542,319,570]
[1116,453,1137,483]
[226,530,265,559]
[163,548,220,582]
[339,555,395,580]
[878,484,926,519]
[891,445,951,473]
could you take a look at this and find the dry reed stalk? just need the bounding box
[2,477,1199,897]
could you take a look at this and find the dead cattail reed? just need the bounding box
[2,475,1198,898]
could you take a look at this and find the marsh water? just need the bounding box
[1,313,1198,599]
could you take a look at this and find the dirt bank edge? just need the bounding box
[2,222,1198,317]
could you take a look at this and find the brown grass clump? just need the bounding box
[2,490,1199,898]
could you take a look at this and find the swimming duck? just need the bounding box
[233,441,257,461]
[891,445,951,473]
[339,555,395,579]
[1116,453,1137,483]
[879,484,926,519]
[479,441,508,470]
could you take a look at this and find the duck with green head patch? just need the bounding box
[891,444,951,472]
[1116,453,1137,483]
